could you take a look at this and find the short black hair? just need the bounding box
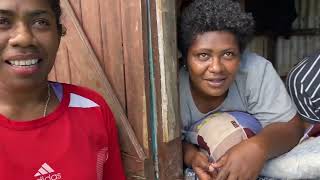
[178,0,255,59]
[48,0,63,36]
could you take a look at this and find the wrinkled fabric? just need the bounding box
[262,136,320,179]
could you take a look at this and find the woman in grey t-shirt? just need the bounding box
[178,0,305,179]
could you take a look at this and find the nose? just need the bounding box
[9,22,35,48]
[208,57,223,73]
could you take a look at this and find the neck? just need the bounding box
[190,85,227,114]
[0,83,48,104]
[0,82,49,120]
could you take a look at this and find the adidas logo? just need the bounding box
[34,163,62,180]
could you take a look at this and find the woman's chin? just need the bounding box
[204,89,228,98]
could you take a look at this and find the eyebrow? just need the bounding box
[0,10,14,16]
[0,9,52,17]
[223,48,238,51]
[26,10,52,17]
[196,48,213,52]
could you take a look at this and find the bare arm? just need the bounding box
[214,114,305,180]
[183,141,198,166]
[251,114,304,159]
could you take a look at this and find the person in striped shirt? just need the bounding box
[287,52,320,123]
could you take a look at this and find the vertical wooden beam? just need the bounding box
[151,0,183,179]
[120,0,155,179]
[99,0,127,109]
[120,0,149,155]
[155,0,180,143]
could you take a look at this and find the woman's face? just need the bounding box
[187,31,240,99]
[0,0,60,88]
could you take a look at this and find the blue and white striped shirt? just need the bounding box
[287,52,320,122]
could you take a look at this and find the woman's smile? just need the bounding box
[4,54,43,75]
[205,77,226,88]
[0,0,60,88]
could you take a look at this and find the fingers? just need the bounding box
[209,166,218,179]
[196,157,210,171]
[213,155,231,180]
[208,163,215,172]
[192,151,217,179]
[227,174,238,180]
[212,155,227,169]
[194,167,212,180]
[216,167,229,180]
[194,152,213,171]
[214,163,255,180]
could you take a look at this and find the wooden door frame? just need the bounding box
[149,0,183,179]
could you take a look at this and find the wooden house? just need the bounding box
[50,0,319,179]
[50,0,182,179]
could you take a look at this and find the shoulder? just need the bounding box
[287,52,320,85]
[239,51,272,73]
[54,82,112,113]
[294,51,320,69]
[235,52,297,125]
[236,51,276,90]
[57,83,117,132]
[287,52,320,97]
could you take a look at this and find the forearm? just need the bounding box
[183,141,199,166]
[251,114,304,159]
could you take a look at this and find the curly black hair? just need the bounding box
[48,0,64,36]
[178,0,255,59]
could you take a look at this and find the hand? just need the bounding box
[212,139,267,180]
[191,150,217,180]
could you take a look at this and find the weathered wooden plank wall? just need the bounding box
[152,0,183,179]
[49,0,154,179]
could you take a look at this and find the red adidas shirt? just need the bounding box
[0,82,126,180]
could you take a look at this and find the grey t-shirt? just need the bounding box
[180,51,297,132]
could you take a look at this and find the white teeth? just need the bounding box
[10,59,39,66]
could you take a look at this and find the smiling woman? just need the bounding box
[0,0,60,91]
[0,0,125,179]
[186,31,241,113]
[178,0,305,179]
